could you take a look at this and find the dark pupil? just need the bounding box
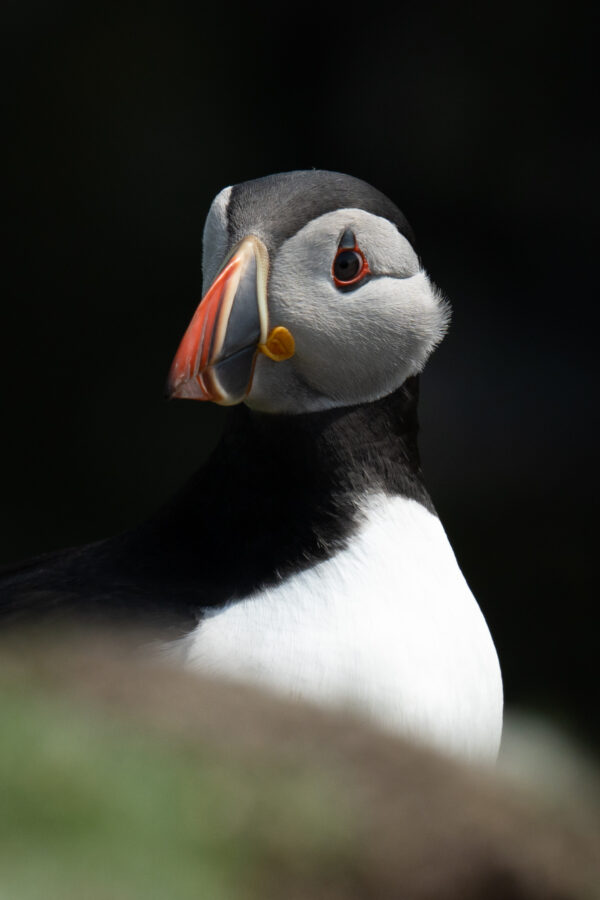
[334,250,361,282]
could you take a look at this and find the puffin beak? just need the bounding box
[166,235,270,405]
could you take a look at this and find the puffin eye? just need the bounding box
[332,247,369,287]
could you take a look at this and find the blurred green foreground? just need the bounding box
[0,634,598,900]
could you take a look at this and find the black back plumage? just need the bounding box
[0,378,432,632]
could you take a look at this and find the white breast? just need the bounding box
[176,494,503,762]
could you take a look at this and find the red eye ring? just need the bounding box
[332,244,370,287]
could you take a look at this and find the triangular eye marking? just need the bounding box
[339,229,356,250]
[332,230,370,288]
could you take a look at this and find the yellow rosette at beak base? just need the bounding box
[259,326,295,362]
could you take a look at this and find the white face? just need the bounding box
[202,196,450,415]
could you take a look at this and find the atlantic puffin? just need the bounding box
[0,171,502,761]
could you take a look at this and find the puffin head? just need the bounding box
[167,171,449,414]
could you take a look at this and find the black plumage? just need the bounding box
[227,171,416,254]
[0,377,431,632]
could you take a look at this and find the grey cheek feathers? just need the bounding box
[247,209,450,413]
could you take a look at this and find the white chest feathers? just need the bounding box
[177,494,503,762]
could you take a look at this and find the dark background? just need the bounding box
[3,3,598,745]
